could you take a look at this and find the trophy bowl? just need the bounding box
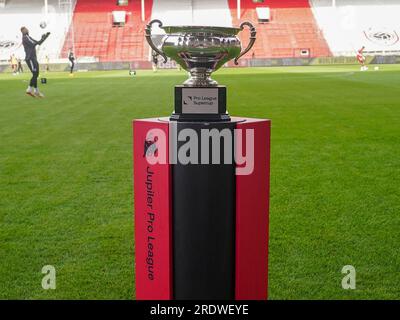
[145,20,256,87]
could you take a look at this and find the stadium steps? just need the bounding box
[228,0,331,58]
[61,0,153,62]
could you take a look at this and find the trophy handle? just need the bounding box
[234,21,257,65]
[145,19,168,63]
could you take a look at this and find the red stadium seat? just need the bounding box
[61,0,153,62]
[227,0,331,59]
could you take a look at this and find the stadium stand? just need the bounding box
[228,0,331,58]
[62,0,153,61]
[310,0,400,56]
[0,0,72,62]
[1,0,399,64]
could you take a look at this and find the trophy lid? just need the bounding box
[161,25,241,35]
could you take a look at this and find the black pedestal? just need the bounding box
[172,121,236,300]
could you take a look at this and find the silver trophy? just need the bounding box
[145,20,256,87]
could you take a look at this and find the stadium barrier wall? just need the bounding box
[0,61,152,73]
[370,55,400,64]
[1,56,399,73]
[310,56,375,65]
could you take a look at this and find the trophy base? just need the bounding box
[183,77,218,87]
[170,112,230,122]
[172,85,229,122]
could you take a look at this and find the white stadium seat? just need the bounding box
[256,7,271,23]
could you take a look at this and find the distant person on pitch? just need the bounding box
[152,50,159,72]
[20,26,50,97]
[68,49,75,76]
[17,58,24,73]
[357,46,368,71]
[10,54,18,75]
[45,55,50,72]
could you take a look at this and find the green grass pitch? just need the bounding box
[0,65,399,299]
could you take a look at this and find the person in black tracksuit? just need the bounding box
[68,49,75,75]
[17,59,24,73]
[20,26,50,97]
